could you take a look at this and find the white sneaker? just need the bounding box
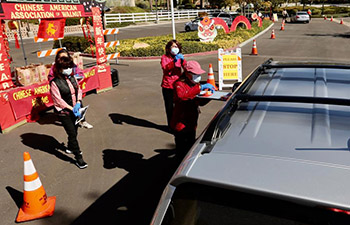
[80,121,93,129]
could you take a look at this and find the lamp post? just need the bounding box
[170,0,175,39]
[155,0,159,24]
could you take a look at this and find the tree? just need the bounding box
[208,0,235,9]
[269,0,285,10]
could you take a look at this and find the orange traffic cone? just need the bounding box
[16,152,56,222]
[340,19,343,24]
[270,29,276,39]
[280,22,285,31]
[250,40,258,55]
[206,63,218,91]
[331,16,333,22]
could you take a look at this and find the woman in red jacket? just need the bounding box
[171,61,215,156]
[160,40,186,128]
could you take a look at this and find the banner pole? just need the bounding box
[17,21,27,66]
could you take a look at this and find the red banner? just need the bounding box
[0,20,14,91]
[80,66,99,93]
[96,64,112,91]
[8,82,53,119]
[2,3,89,20]
[92,7,107,65]
[37,18,66,39]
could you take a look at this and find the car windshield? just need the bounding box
[297,12,308,15]
[161,183,350,225]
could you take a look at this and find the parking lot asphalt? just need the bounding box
[1,18,350,225]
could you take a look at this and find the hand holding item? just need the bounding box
[174,53,184,63]
[200,83,215,92]
[73,102,81,116]
[73,110,81,118]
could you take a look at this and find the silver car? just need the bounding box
[290,11,310,23]
[184,18,202,32]
[151,60,350,225]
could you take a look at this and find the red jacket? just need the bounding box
[170,77,201,132]
[160,54,186,89]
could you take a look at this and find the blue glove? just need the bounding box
[73,102,81,117]
[200,83,215,92]
[73,110,81,118]
[174,53,184,63]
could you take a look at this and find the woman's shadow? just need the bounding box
[109,113,171,134]
[72,148,179,225]
[20,133,75,163]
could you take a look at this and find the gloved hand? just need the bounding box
[200,83,215,92]
[174,53,184,63]
[73,102,81,117]
[73,110,81,118]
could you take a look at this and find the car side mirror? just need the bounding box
[232,82,241,92]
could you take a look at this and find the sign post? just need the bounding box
[218,48,242,90]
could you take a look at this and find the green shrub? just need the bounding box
[136,0,150,9]
[81,20,272,57]
[110,6,148,13]
[65,18,81,26]
[323,8,336,14]
[84,46,117,55]
[101,20,272,57]
[184,3,196,9]
[312,8,322,16]
[54,36,90,52]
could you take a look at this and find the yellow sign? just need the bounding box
[222,55,239,80]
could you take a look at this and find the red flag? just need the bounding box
[37,19,66,39]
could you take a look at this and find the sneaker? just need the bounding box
[65,149,73,154]
[80,121,93,129]
[76,158,88,169]
[65,149,82,155]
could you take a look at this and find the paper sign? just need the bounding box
[218,48,242,90]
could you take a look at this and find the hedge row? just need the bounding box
[59,20,271,57]
[53,36,91,52]
[98,20,272,57]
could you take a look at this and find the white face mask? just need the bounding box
[192,74,201,83]
[62,68,72,76]
[170,47,179,55]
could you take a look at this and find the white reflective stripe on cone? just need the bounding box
[24,159,36,176]
[24,177,42,191]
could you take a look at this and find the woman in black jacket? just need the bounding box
[49,49,88,169]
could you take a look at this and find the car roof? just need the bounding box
[174,61,350,210]
[297,11,308,14]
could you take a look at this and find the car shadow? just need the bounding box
[20,133,75,163]
[109,113,171,134]
[71,148,179,225]
[305,33,350,39]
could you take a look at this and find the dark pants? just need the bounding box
[58,110,82,159]
[174,129,196,158]
[162,87,174,127]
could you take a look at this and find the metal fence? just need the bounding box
[104,9,216,25]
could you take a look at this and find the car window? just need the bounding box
[161,183,350,225]
[297,12,308,15]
